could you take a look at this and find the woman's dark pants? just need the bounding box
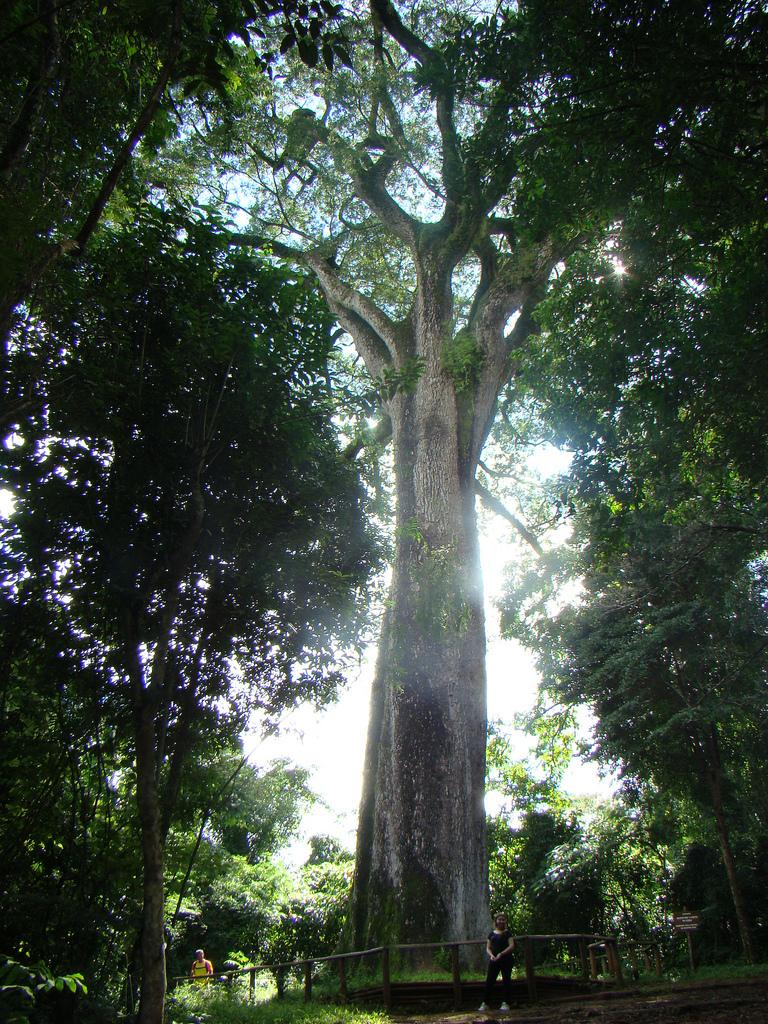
[484,957,513,1004]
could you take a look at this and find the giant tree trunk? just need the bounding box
[347,322,491,947]
[306,232,554,949]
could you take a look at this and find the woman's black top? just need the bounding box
[487,929,512,956]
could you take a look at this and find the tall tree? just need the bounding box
[500,25,768,953]
[198,0,766,946]
[1,203,378,1020]
[486,724,685,943]
[511,525,767,961]
[215,0,591,949]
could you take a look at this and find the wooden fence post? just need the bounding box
[249,968,256,1002]
[589,946,598,980]
[607,940,623,983]
[654,946,663,977]
[524,938,536,1001]
[578,938,588,979]
[303,961,313,1002]
[450,945,462,1010]
[604,943,614,979]
[381,947,391,1009]
[338,957,347,1003]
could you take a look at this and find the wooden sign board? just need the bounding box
[672,912,700,932]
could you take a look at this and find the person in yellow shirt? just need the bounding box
[190,949,213,985]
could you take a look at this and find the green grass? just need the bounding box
[662,960,768,983]
[166,960,768,1023]
[168,985,391,1024]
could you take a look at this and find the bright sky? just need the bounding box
[249,449,611,866]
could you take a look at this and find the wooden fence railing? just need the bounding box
[173,932,652,1008]
[587,939,665,983]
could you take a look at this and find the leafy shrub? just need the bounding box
[0,956,87,1024]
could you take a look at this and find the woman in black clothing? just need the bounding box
[479,913,516,1012]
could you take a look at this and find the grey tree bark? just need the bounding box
[349,364,489,945]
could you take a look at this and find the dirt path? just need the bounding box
[394,977,768,1024]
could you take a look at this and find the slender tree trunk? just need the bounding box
[170,756,248,927]
[348,341,489,947]
[0,0,60,181]
[702,728,755,963]
[127,459,208,1022]
[0,1,182,353]
[135,694,167,1024]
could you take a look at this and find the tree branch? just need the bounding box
[0,1,184,348]
[74,0,184,250]
[487,217,518,245]
[0,0,81,45]
[324,301,395,381]
[305,251,402,365]
[371,0,464,210]
[475,479,544,557]
[226,230,312,262]
[342,411,392,460]
[352,151,419,249]
[226,231,398,375]
[434,91,465,207]
[370,0,434,66]
[170,754,249,927]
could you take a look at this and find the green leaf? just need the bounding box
[297,38,318,67]
[0,985,33,999]
[333,43,353,68]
